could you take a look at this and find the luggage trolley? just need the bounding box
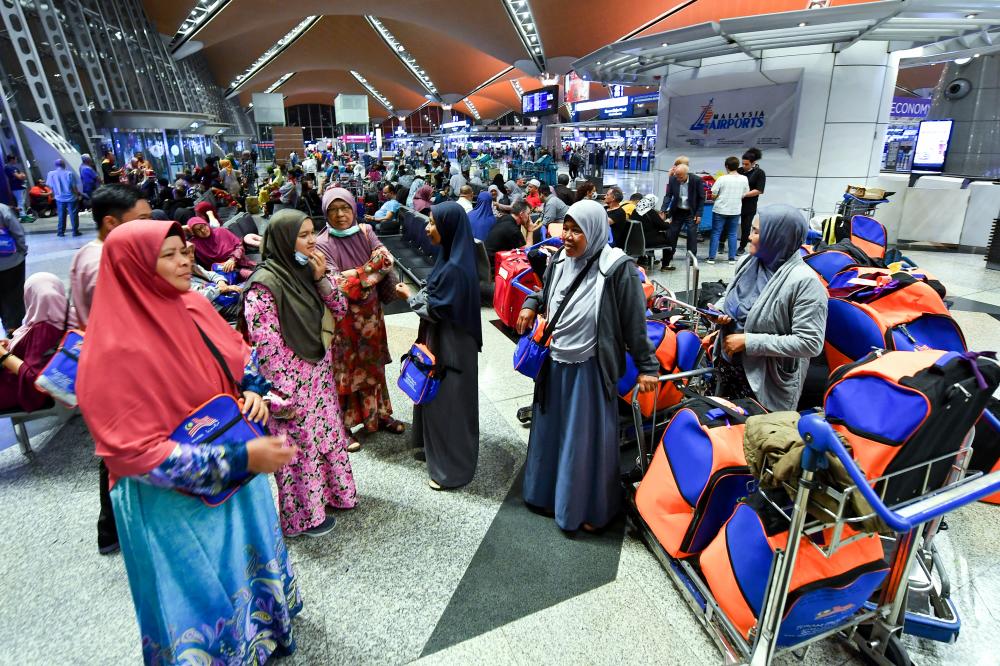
[625,408,1000,665]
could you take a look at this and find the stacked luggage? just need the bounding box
[626,348,1000,663]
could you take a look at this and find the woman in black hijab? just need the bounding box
[396,202,481,489]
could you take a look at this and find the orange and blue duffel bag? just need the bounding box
[846,215,888,260]
[824,349,1000,504]
[827,265,946,300]
[634,396,766,558]
[823,272,965,372]
[699,494,888,646]
[618,319,703,418]
[802,240,876,285]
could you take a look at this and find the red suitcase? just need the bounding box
[493,249,539,329]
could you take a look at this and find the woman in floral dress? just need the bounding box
[316,187,405,452]
[243,209,357,537]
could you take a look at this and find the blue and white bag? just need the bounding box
[35,329,84,407]
[170,394,264,507]
[397,343,442,404]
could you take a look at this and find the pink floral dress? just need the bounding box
[244,278,357,535]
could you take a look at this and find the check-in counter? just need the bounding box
[869,174,997,251]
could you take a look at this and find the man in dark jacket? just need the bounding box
[555,174,575,207]
[658,164,705,270]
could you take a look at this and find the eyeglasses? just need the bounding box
[328,205,353,215]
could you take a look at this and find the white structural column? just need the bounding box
[653,41,895,218]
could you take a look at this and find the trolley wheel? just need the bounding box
[853,625,913,666]
[516,406,533,424]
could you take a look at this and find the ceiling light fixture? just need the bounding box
[225,16,318,98]
[502,0,545,73]
[351,70,394,113]
[169,0,232,54]
[441,103,452,111]
[463,98,480,120]
[510,79,525,97]
[798,22,808,27]
[264,72,294,94]
[365,16,439,99]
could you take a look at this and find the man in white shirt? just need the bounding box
[708,156,749,264]
[457,185,475,213]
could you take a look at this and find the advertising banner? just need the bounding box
[565,72,590,104]
[666,82,799,149]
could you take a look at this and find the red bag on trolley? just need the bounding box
[635,397,766,558]
[493,249,539,329]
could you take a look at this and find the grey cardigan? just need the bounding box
[722,252,827,411]
[523,248,657,401]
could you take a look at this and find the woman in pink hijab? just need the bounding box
[186,216,255,280]
[316,187,403,451]
[0,272,73,412]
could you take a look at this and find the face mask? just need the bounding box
[329,225,361,238]
[294,250,310,266]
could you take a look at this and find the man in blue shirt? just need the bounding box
[4,155,27,213]
[365,183,401,232]
[45,158,81,236]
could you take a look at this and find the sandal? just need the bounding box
[379,418,406,435]
[346,439,362,453]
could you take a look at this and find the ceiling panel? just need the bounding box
[377,17,515,97]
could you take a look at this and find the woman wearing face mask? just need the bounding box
[395,202,481,490]
[242,209,357,537]
[315,187,403,452]
[77,221,299,663]
[516,200,657,533]
[712,204,827,411]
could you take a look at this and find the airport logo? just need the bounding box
[689,98,766,134]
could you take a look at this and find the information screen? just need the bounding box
[912,119,954,172]
[521,86,559,115]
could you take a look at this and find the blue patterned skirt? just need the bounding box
[111,475,301,665]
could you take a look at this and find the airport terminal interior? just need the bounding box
[2,1,1000,665]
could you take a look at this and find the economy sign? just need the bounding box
[890,96,931,120]
[666,82,799,149]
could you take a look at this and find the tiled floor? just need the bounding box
[2,220,1000,664]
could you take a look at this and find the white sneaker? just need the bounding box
[706,259,716,265]
[729,260,736,265]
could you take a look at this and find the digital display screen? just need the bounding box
[912,119,954,172]
[521,86,559,115]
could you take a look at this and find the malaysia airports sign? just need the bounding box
[666,82,799,149]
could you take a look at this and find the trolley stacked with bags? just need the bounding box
[613,212,1000,664]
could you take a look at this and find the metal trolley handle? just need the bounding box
[797,412,1000,533]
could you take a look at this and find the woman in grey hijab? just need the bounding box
[518,199,657,533]
[715,204,827,411]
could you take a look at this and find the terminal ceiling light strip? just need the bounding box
[365,16,439,99]
[502,0,545,73]
[463,98,481,120]
[510,79,525,96]
[169,0,232,54]
[350,71,394,113]
[225,16,319,98]
[264,72,295,94]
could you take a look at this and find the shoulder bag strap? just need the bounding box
[195,323,240,395]
[538,250,601,347]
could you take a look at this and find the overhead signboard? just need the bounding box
[565,72,589,104]
[335,94,370,124]
[521,86,559,115]
[251,93,285,125]
[666,82,799,149]
[890,96,932,120]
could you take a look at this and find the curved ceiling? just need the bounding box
[144,0,886,120]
